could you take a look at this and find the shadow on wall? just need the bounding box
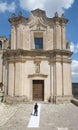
[72,83,78,99]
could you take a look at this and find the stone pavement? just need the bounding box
[0,102,78,130]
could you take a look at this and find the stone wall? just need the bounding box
[72,83,78,99]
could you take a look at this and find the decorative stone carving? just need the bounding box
[28,74,48,78]
[66,41,70,50]
[35,62,40,73]
[55,12,58,17]
[36,23,40,30]
[18,11,22,17]
[1,9,73,104]
[61,13,65,18]
[11,13,16,18]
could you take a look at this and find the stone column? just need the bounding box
[62,61,72,96]
[63,61,72,96]
[49,61,53,102]
[2,62,5,91]
[67,63,72,95]
[56,62,62,96]
[43,31,46,50]
[61,22,66,50]
[3,62,8,98]
[53,62,56,103]
[16,25,21,49]
[53,21,61,49]
[19,26,23,49]
[31,31,34,49]
[11,25,16,49]
[8,63,14,97]
[15,62,23,96]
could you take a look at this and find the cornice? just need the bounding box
[3,49,73,58]
[8,9,68,26]
[50,57,72,63]
[6,56,26,63]
[8,16,28,24]
[52,17,68,24]
[34,58,41,64]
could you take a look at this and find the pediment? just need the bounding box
[31,9,46,17]
[29,18,48,30]
[27,9,54,29]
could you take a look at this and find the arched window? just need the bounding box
[0,41,2,48]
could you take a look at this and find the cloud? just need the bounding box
[72,60,78,83]
[19,0,74,17]
[70,42,78,53]
[0,2,16,13]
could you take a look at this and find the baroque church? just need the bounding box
[0,9,73,103]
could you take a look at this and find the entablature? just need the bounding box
[3,49,73,59]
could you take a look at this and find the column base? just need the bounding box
[55,95,73,104]
[5,96,31,103]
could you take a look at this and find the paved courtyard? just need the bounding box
[0,102,78,130]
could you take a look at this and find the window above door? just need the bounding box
[34,32,43,50]
[34,37,43,49]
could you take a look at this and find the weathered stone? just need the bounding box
[0,9,73,103]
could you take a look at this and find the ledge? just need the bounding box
[71,98,78,106]
[28,73,48,78]
[3,49,73,57]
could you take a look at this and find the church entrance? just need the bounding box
[33,80,44,101]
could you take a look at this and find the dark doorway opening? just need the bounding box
[33,80,44,101]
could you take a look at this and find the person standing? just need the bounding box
[34,103,38,116]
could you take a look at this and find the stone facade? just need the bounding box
[0,9,73,103]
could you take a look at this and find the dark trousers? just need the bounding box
[34,110,38,116]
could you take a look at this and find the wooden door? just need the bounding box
[33,80,44,101]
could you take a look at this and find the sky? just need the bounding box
[0,0,78,83]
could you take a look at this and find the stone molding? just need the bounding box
[3,49,73,63]
[50,57,72,63]
[8,9,68,26]
[3,49,73,57]
[34,57,41,63]
[28,73,48,78]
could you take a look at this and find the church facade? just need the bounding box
[0,9,73,103]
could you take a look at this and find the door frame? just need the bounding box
[32,80,44,101]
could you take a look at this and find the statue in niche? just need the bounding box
[35,62,40,73]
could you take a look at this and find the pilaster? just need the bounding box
[53,62,56,103]
[49,61,53,101]
[3,62,8,97]
[56,62,62,96]
[8,63,14,97]
[11,25,16,49]
[54,21,61,49]
[61,22,66,49]
[16,25,21,49]
[15,62,23,96]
